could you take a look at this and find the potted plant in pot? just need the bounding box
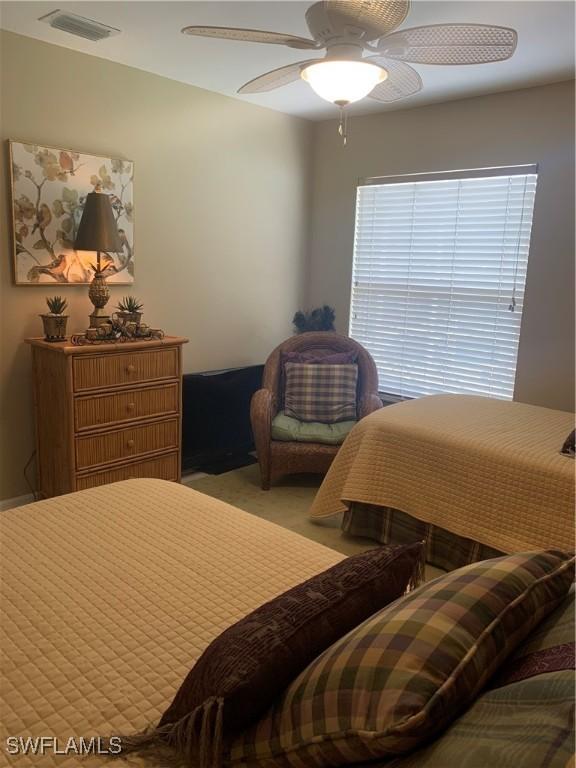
[41,296,69,342]
[116,296,143,327]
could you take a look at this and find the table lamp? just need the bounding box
[75,189,122,328]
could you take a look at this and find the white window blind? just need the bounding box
[350,166,538,401]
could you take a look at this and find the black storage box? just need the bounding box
[181,364,264,474]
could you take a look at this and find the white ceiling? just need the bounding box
[1,1,574,120]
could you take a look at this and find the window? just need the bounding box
[350,166,538,401]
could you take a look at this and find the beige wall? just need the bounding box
[0,31,312,500]
[307,81,575,413]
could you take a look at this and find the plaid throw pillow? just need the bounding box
[284,362,358,423]
[230,550,575,767]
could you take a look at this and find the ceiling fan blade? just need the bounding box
[181,26,321,50]
[375,24,517,64]
[366,58,422,102]
[324,1,410,37]
[238,60,322,94]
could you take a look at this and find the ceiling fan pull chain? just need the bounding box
[337,104,348,147]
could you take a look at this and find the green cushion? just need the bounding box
[271,412,356,445]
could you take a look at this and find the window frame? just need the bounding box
[349,164,538,402]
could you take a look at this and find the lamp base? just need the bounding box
[88,270,110,329]
[89,310,111,329]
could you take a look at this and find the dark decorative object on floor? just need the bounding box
[293,305,335,333]
[182,365,264,474]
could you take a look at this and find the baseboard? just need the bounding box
[0,493,35,511]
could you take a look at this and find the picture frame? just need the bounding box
[9,139,134,285]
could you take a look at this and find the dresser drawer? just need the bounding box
[73,347,179,392]
[75,418,179,470]
[74,383,179,431]
[76,452,179,490]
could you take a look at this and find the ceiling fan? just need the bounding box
[182,1,517,141]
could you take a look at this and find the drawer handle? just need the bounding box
[126,364,136,374]
[127,402,136,411]
[126,439,135,449]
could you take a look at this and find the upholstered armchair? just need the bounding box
[251,332,382,490]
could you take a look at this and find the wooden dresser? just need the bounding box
[26,336,188,499]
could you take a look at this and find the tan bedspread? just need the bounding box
[0,479,343,766]
[310,395,575,553]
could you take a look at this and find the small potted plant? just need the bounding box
[116,296,143,326]
[41,296,69,342]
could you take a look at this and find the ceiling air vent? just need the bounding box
[38,9,121,42]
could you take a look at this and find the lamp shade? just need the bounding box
[74,191,122,252]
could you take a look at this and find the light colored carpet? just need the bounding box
[183,464,445,579]
[184,464,374,556]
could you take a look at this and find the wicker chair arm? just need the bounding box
[358,392,383,419]
[251,388,276,436]
[250,388,277,489]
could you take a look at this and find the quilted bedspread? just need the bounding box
[310,395,575,553]
[0,479,343,766]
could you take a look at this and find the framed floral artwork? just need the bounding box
[9,140,134,284]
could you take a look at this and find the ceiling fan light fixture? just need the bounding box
[301,60,386,104]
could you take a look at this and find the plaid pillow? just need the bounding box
[284,362,358,423]
[380,595,575,768]
[230,550,575,767]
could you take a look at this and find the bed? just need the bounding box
[0,479,343,767]
[1,479,573,768]
[309,395,575,569]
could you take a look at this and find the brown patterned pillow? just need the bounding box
[284,362,358,423]
[121,542,423,766]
